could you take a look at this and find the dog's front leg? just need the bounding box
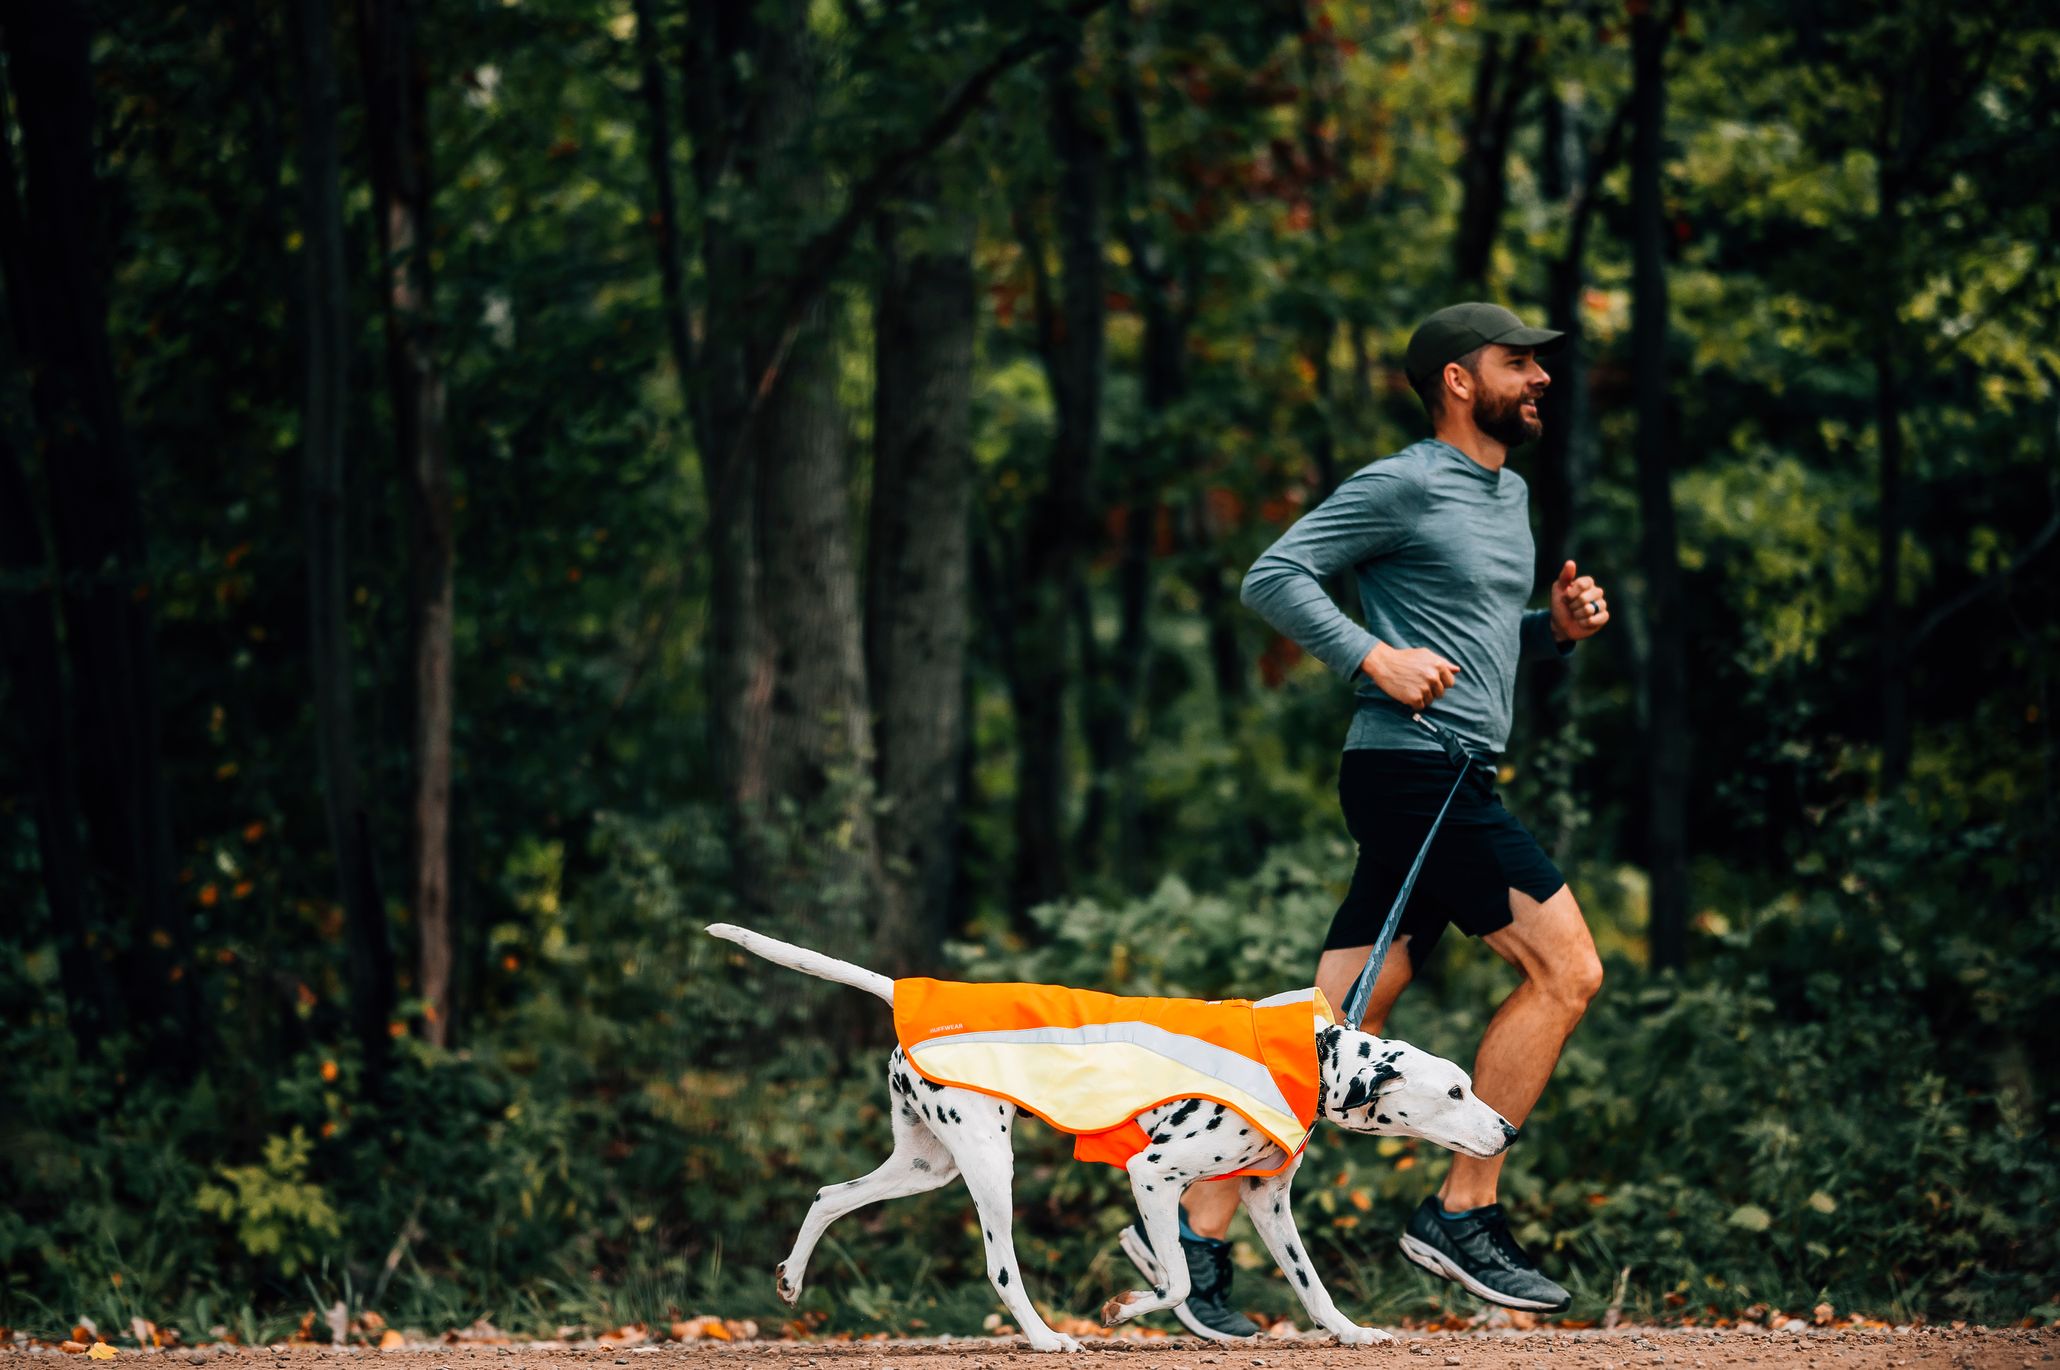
[1239,1159,1391,1345]
[1099,1154,1191,1326]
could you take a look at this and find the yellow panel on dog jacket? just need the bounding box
[893,980,1334,1179]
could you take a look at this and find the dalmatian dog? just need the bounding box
[704,922,1517,1352]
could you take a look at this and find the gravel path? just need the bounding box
[11,1328,2056,1370]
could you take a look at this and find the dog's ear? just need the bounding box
[1339,1061,1401,1113]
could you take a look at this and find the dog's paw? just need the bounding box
[1100,1283,1173,1325]
[1025,1332,1083,1353]
[774,1262,801,1306]
[1333,1326,1392,1346]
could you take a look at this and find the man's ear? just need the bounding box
[1443,359,1473,404]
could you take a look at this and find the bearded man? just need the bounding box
[1116,303,1612,1336]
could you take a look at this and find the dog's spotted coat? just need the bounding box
[709,921,1516,1353]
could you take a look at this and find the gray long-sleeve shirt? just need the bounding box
[1240,438,1571,755]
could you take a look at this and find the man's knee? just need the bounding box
[1525,890,1603,1012]
[1554,946,1604,1012]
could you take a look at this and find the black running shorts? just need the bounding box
[1322,747,1567,970]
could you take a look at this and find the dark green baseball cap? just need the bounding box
[1405,302,1564,385]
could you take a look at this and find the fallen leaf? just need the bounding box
[88,1346,117,1361]
[378,1330,405,1350]
[61,1343,89,1355]
[671,1317,727,1343]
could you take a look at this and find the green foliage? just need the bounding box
[193,1130,342,1280]
[4,766,2056,1338]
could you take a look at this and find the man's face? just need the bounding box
[1465,344,1550,448]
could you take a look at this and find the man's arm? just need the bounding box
[1238,463,1427,681]
[1520,609,1574,663]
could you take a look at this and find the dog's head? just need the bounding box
[1314,1024,1516,1159]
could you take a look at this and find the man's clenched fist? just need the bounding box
[1360,641,1461,711]
[1548,559,1610,643]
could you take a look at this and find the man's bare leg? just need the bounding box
[1183,939,1416,1240]
[1437,884,1601,1212]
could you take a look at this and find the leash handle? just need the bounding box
[1338,714,1479,1031]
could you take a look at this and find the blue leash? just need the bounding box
[1338,713,1486,1031]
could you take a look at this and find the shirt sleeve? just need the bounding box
[1520,608,1575,663]
[1239,462,1427,680]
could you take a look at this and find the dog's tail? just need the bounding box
[703,923,896,1004]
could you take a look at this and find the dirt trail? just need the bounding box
[11,1329,2053,1370]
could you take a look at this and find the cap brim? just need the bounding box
[1487,325,1565,354]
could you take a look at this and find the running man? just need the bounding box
[1118,303,1611,1335]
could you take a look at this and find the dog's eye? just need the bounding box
[1447,1086,1462,1100]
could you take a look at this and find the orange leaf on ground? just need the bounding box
[671,1317,727,1342]
[88,1345,117,1360]
[377,1330,405,1350]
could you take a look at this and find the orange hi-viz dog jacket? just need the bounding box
[892,979,1335,1179]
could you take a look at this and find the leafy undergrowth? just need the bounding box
[4,804,2056,1345]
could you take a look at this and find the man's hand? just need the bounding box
[1360,641,1460,710]
[1549,559,1610,643]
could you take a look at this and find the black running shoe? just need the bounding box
[1397,1197,1571,1313]
[1117,1223,1260,1340]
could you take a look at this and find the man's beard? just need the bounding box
[1475,388,1543,448]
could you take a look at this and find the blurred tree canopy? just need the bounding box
[1,0,2056,1345]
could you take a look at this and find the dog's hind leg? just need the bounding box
[921,1082,1080,1353]
[775,1050,959,1307]
[1238,1156,1389,1345]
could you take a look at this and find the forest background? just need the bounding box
[2,0,2057,1348]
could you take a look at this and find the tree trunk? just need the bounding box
[1527,88,1625,738]
[633,0,697,421]
[867,185,975,973]
[1630,8,1689,972]
[746,6,874,823]
[1876,346,1909,786]
[1453,30,1536,291]
[356,0,456,1044]
[300,0,396,1087]
[1078,0,1178,883]
[1009,38,1107,917]
[0,73,116,1054]
[685,0,772,825]
[1874,131,1911,787]
[3,1,194,1066]
[0,426,117,1050]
